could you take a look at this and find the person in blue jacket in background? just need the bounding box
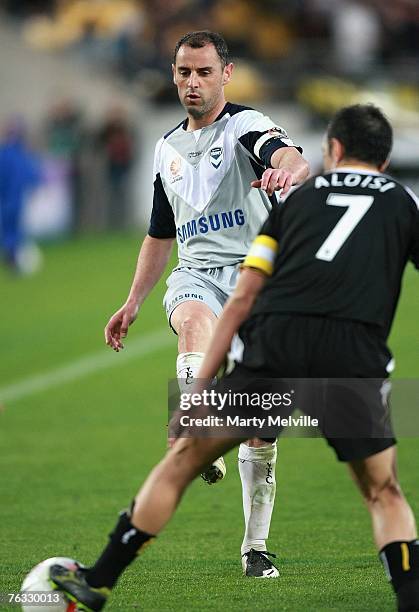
[0,117,42,271]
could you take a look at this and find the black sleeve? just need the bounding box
[239,129,303,168]
[260,138,302,168]
[410,205,419,269]
[148,173,176,239]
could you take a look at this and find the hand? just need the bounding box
[251,168,293,197]
[104,301,139,351]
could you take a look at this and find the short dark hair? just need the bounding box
[327,104,393,166]
[173,30,229,68]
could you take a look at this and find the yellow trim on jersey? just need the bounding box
[241,234,279,276]
[401,543,410,571]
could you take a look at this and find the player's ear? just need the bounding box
[172,64,176,84]
[330,138,345,165]
[222,62,234,86]
[378,157,390,173]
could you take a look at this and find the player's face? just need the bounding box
[173,44,233,120]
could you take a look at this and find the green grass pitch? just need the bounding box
[0,233,417,611]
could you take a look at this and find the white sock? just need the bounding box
[238,441,277,556]
[176,352,205,394]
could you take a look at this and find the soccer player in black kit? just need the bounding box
[50,104,419,611]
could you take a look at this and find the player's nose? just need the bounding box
[187,71,199,88]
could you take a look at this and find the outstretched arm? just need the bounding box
[105,235,174,351]
[197,267,266,380]
[251,146,309,196]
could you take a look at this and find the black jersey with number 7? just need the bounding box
[249,168,419,340]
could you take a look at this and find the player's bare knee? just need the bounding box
[167,439,206,481]
[364,474,403,507]
[142,454,190,497]
[178,313,213,340]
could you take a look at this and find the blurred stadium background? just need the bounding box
[0,2,418,611]
[0,0,418,248]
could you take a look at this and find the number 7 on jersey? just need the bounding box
[315,193,375,262]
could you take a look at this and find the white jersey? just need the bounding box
[148,102,302,268]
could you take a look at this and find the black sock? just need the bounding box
[379,540,419,592]
[86,510,155,589]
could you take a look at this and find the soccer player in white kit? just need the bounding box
[105,30,309,576]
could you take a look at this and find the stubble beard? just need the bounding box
[183,94,218,120]
[187,106,207,119]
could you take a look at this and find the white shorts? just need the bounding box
[163,265,240,330]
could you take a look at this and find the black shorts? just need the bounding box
[227,313,396,462]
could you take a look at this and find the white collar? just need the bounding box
[328,166,382,176]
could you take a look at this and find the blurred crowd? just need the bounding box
[2,0,419,101]
[0,101,136,273]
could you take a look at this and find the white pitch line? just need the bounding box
[0,328,174,404]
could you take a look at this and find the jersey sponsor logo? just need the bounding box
[176,209,245,244]
[209,146,223,169]
[167,293,204,312]
[169,157,183,183]
[315,173,396,193]
[187,150,203,159]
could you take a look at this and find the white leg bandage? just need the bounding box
[176,352,205,394]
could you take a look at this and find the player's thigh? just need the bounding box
[315,327,396,463]
[170,300,217,336]
[164,268,224,332]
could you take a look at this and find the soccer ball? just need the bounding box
[21,557,82,612]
